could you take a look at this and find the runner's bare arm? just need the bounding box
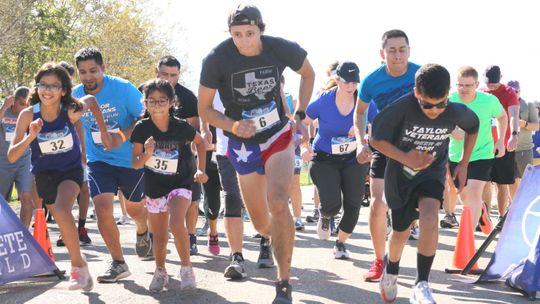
[198,85,256,138]
[294,58,315,114]
[494,109,508,157]
[132,137,154,169]
[7,109,37,163]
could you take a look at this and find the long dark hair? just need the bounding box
[29,62,76,108]
[142,79,176,117]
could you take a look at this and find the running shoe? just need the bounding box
[409,225,420,240]
[333,241,349,259]
[317,216,331,240]
[272,280,292,304]
[479,202,493,235]
[68,265,93,291]
[208,234,220,255]
[189,234,198,256]
[79,227,92,246]
[294,218,305,232]
[306,209,320,223]
[242,209,250,221]
[224,252,247,280]
[149,267,169,293]
[97,260,131,283]
[379,258,398,303]
[364,258,384,282]
[179,266,196,290]
[257,237,274,268]
[136,231,152,258]
[116,215,131,225]
[440,213,459,229]
[410,280,436,304]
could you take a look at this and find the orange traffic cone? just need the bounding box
[33,208,55,262]
[452,205,477,270]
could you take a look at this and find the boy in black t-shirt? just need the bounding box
[370,64,479,303]
[198,4,315,304]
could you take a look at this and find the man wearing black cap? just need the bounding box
[301,61,369,260]
[481,65,520,218]
[198,4,315,304]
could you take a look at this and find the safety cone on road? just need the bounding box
[33,208,55,262]
[453,205,478,270]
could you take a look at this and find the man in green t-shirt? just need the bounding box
[448,66,507,233]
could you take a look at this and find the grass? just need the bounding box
[300,168,312,186]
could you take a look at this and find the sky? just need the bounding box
[150,0,539,102]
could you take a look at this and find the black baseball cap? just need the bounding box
[484,65,501,84]
[336,61,360,83]
[228,4,263,28]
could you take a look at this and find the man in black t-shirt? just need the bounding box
[371,64,479,303]
[198,4,315,304]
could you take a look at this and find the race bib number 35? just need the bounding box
[242,101,280,133]
[145,149,179,175]
[38,126,74,155]
[331,136,357,155]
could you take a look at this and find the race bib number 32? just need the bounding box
[38,126,74,155]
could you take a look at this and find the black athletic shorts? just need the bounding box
[449,159,493,188]
[35,166,84,205]
[391,179,444,232]
[369,148,387,179]
[491,150,515,184]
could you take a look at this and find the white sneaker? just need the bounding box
[317,216,331,240]
[179,266,196,290]
[379,260,398,303]
[409,225,420,240]
[117,215,131,225]
[333,241,349,259]
[410,281,436,304]
[149,268,169,293]
[68,265,93,292]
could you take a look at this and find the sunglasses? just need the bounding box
[418,98,448,110]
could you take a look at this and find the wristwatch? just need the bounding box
[294,110,306,120]
[511,130,519,136]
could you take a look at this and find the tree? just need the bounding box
[0,0,173,97]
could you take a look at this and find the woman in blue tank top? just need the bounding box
[8,62,109,292]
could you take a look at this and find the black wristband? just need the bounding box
[294,110,306,120]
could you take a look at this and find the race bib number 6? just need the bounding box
[241,101,280,133]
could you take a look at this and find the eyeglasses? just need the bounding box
[418,98,448,110]
[145,98,169,107]
[456,83,475,89]
[36,83,63,92]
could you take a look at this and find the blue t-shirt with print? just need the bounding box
[306,88,356,154]
[359,62,420,113]
[73,74,143,168]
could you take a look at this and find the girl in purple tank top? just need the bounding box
[7,62,109,292]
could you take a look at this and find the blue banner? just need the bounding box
[0,195,57,285]
[479,165,540,283]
